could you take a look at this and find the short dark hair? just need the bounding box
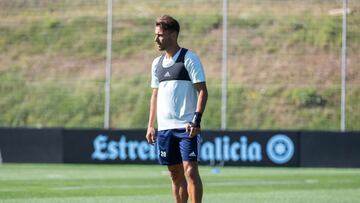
[155,15,180,34]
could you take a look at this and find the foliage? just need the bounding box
[0,1,359,130]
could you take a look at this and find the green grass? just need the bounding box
[0,164,359,203]
[1,73,359,130]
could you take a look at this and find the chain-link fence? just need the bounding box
[0,0,359,130]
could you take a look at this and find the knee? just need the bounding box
[184,166,199,181]
[169,170,185,183]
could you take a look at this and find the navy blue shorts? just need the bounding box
[157,128,201,165]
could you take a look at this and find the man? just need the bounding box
[146,15,208,203]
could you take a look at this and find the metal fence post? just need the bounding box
[104,0,113,129]
[341,0,348,132]
[221,0,228,130]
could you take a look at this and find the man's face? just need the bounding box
[154,26,173,51]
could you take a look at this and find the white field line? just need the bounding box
[50,179,320,191]
[47,174,66,179]
[0,188,22,192]
[2,179,353,192]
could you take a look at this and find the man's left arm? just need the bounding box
[186,82,208,137]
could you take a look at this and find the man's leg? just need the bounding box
[183,161,203,203]
[168,163,188,203]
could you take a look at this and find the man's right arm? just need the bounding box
[146,88,158,144]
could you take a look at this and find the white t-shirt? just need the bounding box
[151,48,206,131]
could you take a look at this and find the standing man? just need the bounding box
[146,15,208,203]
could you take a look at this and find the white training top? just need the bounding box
[151,48,206,131]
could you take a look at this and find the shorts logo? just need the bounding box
[189,152,196,157]
[266,134,294,164]
[160,151,167,158]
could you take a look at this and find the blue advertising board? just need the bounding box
[63,129,299,166]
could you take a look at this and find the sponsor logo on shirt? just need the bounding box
[164,72,171,77]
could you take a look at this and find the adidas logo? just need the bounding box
[164,72,171,77]
[189,152,196,157]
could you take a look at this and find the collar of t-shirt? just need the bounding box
[162,48,182,68]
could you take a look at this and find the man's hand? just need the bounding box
[186,123,200,138]
[146,127,156,144]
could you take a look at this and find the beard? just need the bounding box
[156,43,165,51]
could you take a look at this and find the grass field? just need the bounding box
[0,164,359,203]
